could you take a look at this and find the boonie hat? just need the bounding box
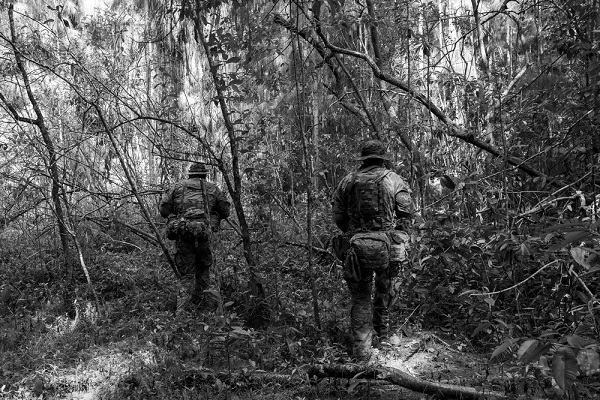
[189,163,209,176]
[357,140,391,161]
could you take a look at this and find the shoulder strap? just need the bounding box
[347,171,359,217]
[177,182,188,216]
[201,179,213,237]
[377,170,390,221]
[347,171,359,196]
[201,179,210,216]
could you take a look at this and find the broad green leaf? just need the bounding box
[347,379,366,393]
[472,321,492,337]
[483,297,495,307]
[549,230,591,251]
[231,327,250,336]
[517,340,539,359]
[552,347,578,390]
[544,222,587,233]
[576,349,600,376]
[522,342,552,364]
[570,247,590,269]
[566,335,587,349]
[491,338,519,361]
[286,337,297,356]
[564,230,592,244]
[588,266,600,274]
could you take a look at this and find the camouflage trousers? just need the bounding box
[175,238,213,306]
[346,265,396,360]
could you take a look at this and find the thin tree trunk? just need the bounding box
[365,0,425,186]
[2,5,73,279]
[292,11,321,327]
[471,0,493,145]
[194,13,264,296]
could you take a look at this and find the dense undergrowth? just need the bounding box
[1,186,599,399]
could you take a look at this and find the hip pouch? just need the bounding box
[181,208,210,242]
[166,217,185,240]
[350,231,390,271]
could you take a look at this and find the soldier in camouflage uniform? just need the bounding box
[332,140,414,361]
[160,163,230,307]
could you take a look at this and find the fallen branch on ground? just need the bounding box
[307,364,506,399]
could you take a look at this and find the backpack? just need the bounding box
[349,167,390,230]
[165,181,211,243]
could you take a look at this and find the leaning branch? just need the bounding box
[274,13,556,184]
[93,106,181,280]
[180,363,507,399]
[275,12,380,136]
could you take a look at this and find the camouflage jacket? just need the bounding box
[159,178,230,224]
[332,165,413,232]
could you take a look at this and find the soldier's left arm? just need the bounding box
[332,178,350,232]
[159,187,175,218]
[213,188,231,220]
[392,175,414,220]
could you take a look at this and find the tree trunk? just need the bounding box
[194,12,264,297]
[1,5,74,284]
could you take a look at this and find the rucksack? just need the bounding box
[165,181,211,243]
[349,167,390,230]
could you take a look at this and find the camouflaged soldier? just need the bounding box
[332,140,414,362]
[160,163,230,308]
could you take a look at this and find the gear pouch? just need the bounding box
[350,231,390,271]
[388,230,409,264]
[343,247,362,283]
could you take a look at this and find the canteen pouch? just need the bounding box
[332,233,352,261]
[343,247,362,283]
[388,231,409,265]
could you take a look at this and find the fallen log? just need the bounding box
[307,364,506,399]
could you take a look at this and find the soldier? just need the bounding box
[332,140,414,362]
[160,162,230,309]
